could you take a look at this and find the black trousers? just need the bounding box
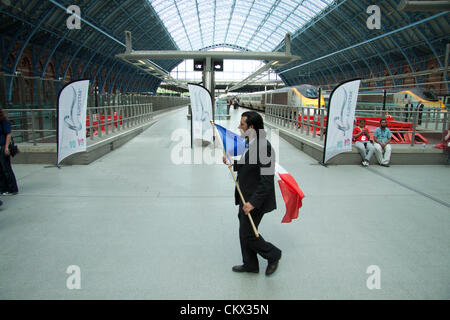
[238,206,282,270]
[404,105,413,122]
[0,146,18,193]
[417,104,423,125]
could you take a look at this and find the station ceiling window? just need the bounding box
[149,0,335,52]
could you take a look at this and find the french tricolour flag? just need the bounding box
[214,124,305,223]
[275,163,305,223]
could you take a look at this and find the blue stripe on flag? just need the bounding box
[214,124,247,157]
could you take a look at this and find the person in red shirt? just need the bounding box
[353,118,374,167]
[444,125,450,165]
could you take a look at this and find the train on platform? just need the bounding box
[357,88,445,109]
[230,85,445,113]
[232,84,325,112]
[227,85,445,145]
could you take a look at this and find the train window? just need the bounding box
[422,91,438,101]
[405,94,407,99]
[273,92,288,105]
[307,89,317,98]
[301,88,318,99]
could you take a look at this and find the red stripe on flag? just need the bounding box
[277,173,305,223]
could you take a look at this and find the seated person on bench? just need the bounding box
[373,118,392,167]
[353,118,373,167]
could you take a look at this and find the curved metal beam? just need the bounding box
[65,1,176,85]
[306,13,359,77]
[223,0,237,45]
[41,0,103,78]
[194,0,205,48]
[254,1,309,52]
[2,23,26,70]
[278,11,448,75]
[171,0,193,50]
[8,4,55,99]
[288,30,342,83]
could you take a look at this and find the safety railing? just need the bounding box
[0,72,189,110]
[86,103,153,139]
[4,103,153,145]
[355,105,447,131]
[265,104,328,141]
[265,103,449,146]
[354,107,448,146]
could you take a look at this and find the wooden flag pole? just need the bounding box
[211,120,259,238]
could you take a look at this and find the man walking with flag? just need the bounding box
[221,111,282,276]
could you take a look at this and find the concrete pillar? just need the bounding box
[202,57,215,120]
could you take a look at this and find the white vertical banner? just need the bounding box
[188,84,213,144]
[57,79,90,165]
[323,79,361,164]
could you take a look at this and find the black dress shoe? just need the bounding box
[232,265,259,273]
[265,260,279,276]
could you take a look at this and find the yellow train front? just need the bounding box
[357,88,446,110]
[234,84,325,112]
[393,88,445,109]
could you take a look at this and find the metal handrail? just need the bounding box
[4,103,154,145]
[265,103,449,146]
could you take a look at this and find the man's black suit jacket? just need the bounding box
[232,137,276,214]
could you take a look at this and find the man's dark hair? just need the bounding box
[242,111,264,131]
[0,108,7,122]
[240,111,272,171]
[380,118,386,124]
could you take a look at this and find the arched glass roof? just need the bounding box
[149,0,335,51]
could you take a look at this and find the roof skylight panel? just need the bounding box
[148,0,335,51]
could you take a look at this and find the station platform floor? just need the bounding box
[0,106,449,300]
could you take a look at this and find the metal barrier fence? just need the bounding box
[265,103,449,146]
[0,73,189,110]
[5,103,153,145]
[0,73,189,145]
[266,104,327,141]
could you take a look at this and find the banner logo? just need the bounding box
[63,87,83,135]
[333,88,352,136]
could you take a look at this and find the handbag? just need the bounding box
[8,136,19,157]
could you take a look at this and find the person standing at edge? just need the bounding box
[0,108,18,195]
[222,111,282,276]
[416,101,424,125]
[404,99,413,122]
[373,118,392,167]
